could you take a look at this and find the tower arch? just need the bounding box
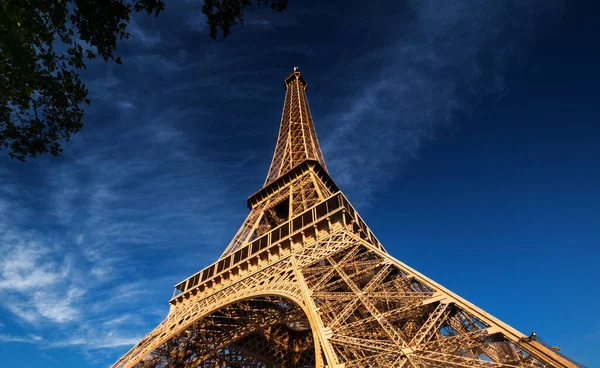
[135,293,318,368]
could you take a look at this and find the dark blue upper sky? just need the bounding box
[1,0,598,366]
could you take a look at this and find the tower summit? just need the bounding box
[265,67,327,185]
[113,69,580,368]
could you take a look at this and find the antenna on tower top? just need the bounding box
[293,66,299,72]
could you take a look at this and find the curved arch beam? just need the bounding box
[121,286,321,368]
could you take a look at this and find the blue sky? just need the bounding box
[1,0,598,366]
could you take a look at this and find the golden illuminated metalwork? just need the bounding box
[113,69,580,368]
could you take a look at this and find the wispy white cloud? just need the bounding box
[0,333,43,344]
[116,100,136,110]
[321,0,564,206]
[102,314,140,327]
[48,332,145,349]
[128,21,162,47]
[0,229,83,325]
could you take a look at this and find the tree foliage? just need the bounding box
[203,0,287,39]
[0,0,288,161]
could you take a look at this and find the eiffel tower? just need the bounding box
[113,68,579,368]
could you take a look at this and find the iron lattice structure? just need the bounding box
[113,69,580,368]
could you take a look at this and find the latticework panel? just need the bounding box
[298,237,557,368]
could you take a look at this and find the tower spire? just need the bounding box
[264,67,327,186]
